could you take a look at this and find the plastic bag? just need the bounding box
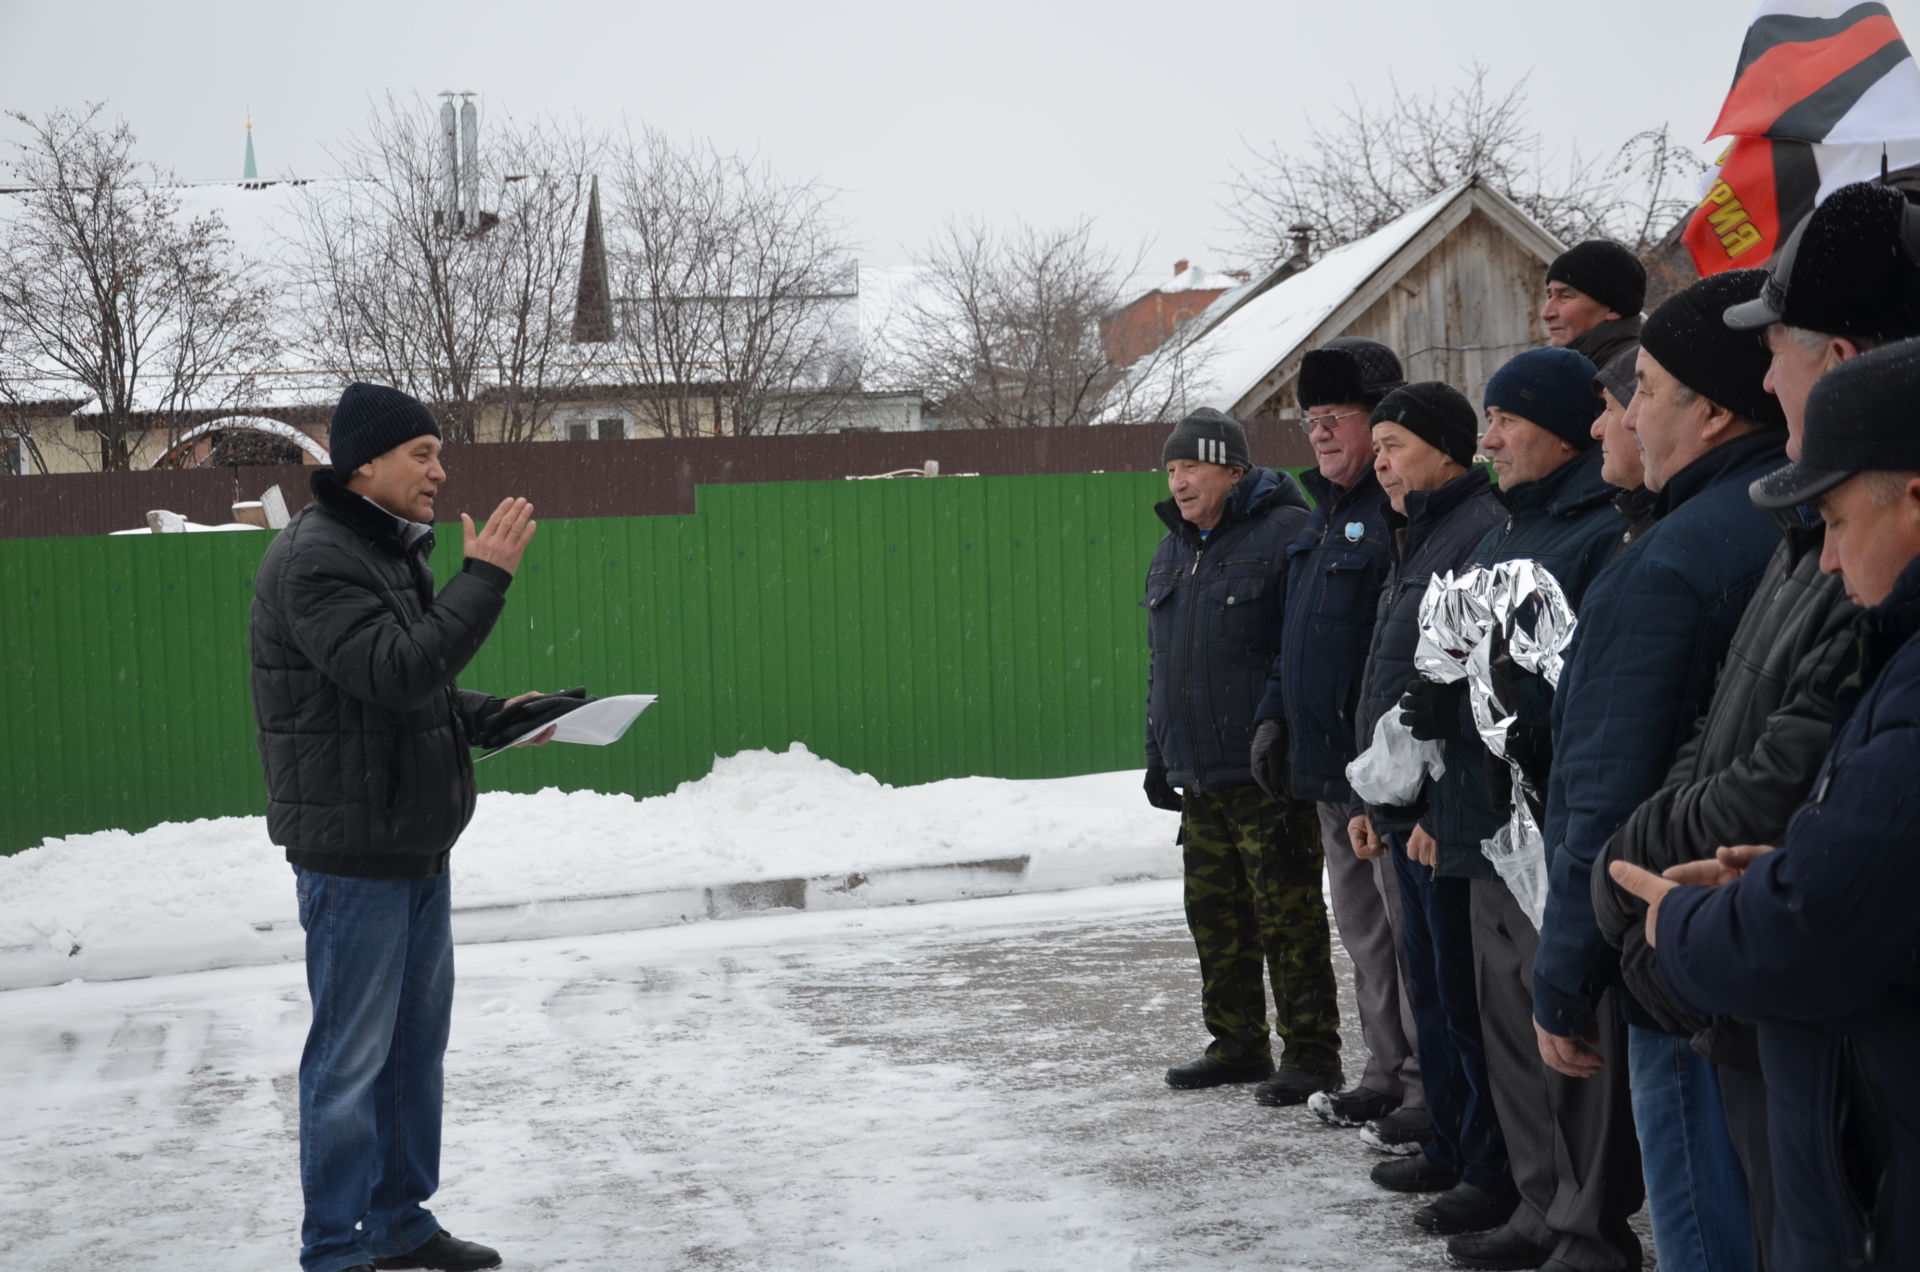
[1346,708,1445,807]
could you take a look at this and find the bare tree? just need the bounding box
[288,96,602,445]
[886,217,1142,428]
[604,126,858,437]
[1223,66,1705,266]
[0,105,279,471]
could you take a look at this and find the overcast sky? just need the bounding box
[4,0,1914,275]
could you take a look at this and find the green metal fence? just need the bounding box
[0,471,1174,857]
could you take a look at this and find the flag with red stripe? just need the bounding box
[1685,1,1920,276]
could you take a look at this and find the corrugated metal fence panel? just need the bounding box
[1,532,275,854]
[0,471,1178,856]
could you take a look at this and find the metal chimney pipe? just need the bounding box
[438,95,459,229]
[460,97,480,228]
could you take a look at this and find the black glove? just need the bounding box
[1144,764,1184,812]
[474,686,592,750]
[1249,717,1290,801]
[1504,717,1553,792]
[1398,676,1466,742]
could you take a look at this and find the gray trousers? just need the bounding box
[1471,878,1645,1272]
[1317,801,1422,1105]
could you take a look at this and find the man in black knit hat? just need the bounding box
[1529,271,1790,1272]
[1249,338,1431,1136]
[1591,180,1920,1270]
[1342,384,1514,1233]
[1542,239,1646,371]
[1146,408,1343,1100]
[252,382,550,1272]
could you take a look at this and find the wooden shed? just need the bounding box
[1113,177,1565,425]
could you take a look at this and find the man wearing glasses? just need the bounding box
[1251,339,1429,1128]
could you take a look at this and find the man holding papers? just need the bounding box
[250,382,551,1272]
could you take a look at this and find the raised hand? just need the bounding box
[462,497,537,576]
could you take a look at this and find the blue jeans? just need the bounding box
[295,867,455,1272]
[1628,1024,1757,1272]
[1390,841,1513,1198]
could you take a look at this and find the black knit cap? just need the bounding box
[1297,336,1406,410]
[1162,406,1251,469]
[328,382,442,475]
[1723,182,1920,340]
[1546,240,1647,318]
[1370,381,1478,467]
[1640,270,1787,430]
[1752,337,1920,509]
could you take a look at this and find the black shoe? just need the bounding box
[1306,1085,1400,1126]
[1369,1152,1460,1194]
[1252,1066,1343,1107]
[1360,1105,1433,1155]
[1164,1055,1273,1089]
[371,1230,502,1271]
[1413,1182,1518,1235]
[1445,1223,1553,1270]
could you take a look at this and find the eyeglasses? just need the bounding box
[1298,409,1366,435]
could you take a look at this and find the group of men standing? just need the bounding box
[1143,180,1920,1271]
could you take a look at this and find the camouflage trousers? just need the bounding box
[1180,783,1341,1076]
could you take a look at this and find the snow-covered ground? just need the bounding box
[1,883,1461,1271]
[0,745,1182,989]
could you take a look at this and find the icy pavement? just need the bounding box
[0,881,1461,1271]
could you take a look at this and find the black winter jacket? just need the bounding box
[250,469,514,877]
[1427,448,1625,876]
[1568,316,1642,372]
[1144,467,1312,791]
[1350,468,1506,842]
[1595,514,1858,1046]
[1657,552,1920,1272]
[1535,429,1788,1036]
[1257,466,1394,804]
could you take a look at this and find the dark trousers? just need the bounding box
[1717,1060,1775,1272]
[1471,877,1644,1272]
[1389,840,1514,1198]
[1180,785,1341,1074]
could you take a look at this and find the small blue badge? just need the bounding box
[1344,521,1365,542]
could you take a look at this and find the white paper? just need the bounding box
[478,693,656,760]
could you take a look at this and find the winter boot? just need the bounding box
[1360,1105,1433,1155]
[1252,1066,1343,1107]
[1445,1223,1553,1270]
[1413,1182,1518,1235]
[1369,1152,1460,1194]
[1307,1085,1400,1127]
[371,1230,501,1271]
[1164,1055,1273,1089]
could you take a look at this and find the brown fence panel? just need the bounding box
[0,421,1315,538]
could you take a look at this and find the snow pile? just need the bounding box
[0,743,1178,986]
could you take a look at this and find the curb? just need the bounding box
[0,853,1079,992]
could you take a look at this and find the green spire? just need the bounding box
[243,111,257,180]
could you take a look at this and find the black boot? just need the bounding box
[1413,1182,1518,1235]
[1360,1105,1433,1155]
[372,1230,502,1271]
[1444,1223,1553,1270]
[1164,1054,1273,1089]
[1306,1085,1400,1126]
[1369,1152,1459,1193]
[1252,1066,1343,1107]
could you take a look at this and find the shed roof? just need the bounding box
[1103,178,1565,421]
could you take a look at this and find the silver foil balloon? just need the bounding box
[1411,560,1578,929]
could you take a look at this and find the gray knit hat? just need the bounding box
[1162,407,1250,469]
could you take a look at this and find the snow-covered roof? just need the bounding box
[1102,180,1563,421]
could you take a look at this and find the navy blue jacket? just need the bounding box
[1657,553,1920,1272]
[1428,448,1625,877]
[1257,466,1394,804]
[1144,467,1312,791]
[1533,429,1787,1036]
[1351,467,1506,840]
